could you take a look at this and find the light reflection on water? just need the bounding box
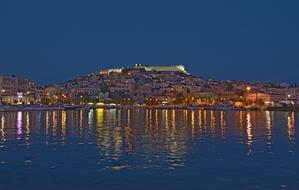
[16,111,22,141]
[0,109,298,189]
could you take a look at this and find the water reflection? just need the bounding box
[246,112,253,155]
[265,111,272,146]
[220,111,226,139]
[0,115,5,147]
[287,112,295,144]
[191,111,195,139]
[0,109,297,170]
[61,111,66,145]
[210,111,216,137]
[16,111,22,141]
[24,112,30,146]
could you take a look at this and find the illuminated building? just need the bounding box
[246,92,285,102]
[99,68,124,75]
[0,75,39,104]
[135,64,189,75]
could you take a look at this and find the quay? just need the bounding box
[1,104,298,112]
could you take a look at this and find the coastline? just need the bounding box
[0,104,298,112]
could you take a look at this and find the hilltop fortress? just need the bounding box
[100,64,189,75]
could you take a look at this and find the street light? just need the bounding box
[245,86,251,102]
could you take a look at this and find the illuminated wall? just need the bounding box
[135,64,189,75]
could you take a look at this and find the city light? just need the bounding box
[0,64,298,110]
[0,2,298,189]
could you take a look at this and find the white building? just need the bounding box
[0,75,39,104]
[135,64,190,75]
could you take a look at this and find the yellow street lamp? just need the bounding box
[245,86,251,102]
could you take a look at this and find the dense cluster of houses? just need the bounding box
[0,64,298,107]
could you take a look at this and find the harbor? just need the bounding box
[1,102,299,112]
[0,108,298,190]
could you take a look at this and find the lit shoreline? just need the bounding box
[0,104,298,112]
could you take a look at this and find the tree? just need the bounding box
[72,93,92,105]
[41,97,51,105]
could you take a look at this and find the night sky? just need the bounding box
[0,0,298,85]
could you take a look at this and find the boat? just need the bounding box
[268,96,299,112]
[268,104,299,112]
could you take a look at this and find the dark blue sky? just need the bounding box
[0,0,298,85]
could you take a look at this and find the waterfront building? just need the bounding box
[246,92,285,103]
[0,75,39,104]
[25,64,296,106]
